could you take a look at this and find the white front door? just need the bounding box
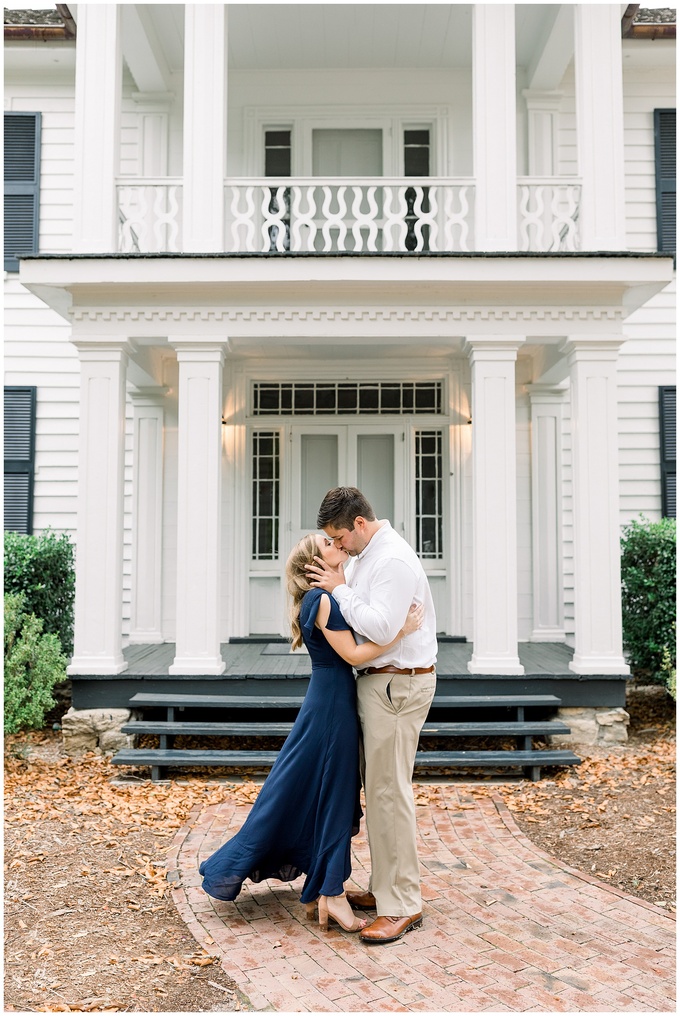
[246,420,451,637]
[291,424,405,545]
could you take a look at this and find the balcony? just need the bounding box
[117,177,581,256]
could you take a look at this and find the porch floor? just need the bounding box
[121,639,577,678]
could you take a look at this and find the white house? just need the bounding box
[4,4,676,718]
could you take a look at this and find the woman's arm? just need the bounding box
[314,593,423,667]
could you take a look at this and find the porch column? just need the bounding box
[169,343,226,675]
[73,4,122,252]
[183,4,228,252]
[565,338,629,675]
[574,5,626,250]
[68,341,131,674]
[466,337,525,675]
[472,4,517,250]
[128,387,167,644]
[527,383,567,642]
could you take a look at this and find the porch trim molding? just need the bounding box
[564,336,630,675]
[465,335,525,675]
[168,341,227,675]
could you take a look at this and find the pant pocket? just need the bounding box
[384,674,411,713]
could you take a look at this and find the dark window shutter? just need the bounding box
[4,386,37,534]
[659,386,676,519]
[4,112,41,272]
[654,109,676,256]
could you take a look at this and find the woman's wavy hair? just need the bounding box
[285,533,320,650]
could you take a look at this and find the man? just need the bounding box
[306,487,437,945]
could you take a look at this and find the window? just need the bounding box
[415,430,443,559]
[659,386,676,519]
[654,109,676,256]
[4,386,36,534]
[252,431,280,559]
[4,112,41,272]
[265,129,291,251]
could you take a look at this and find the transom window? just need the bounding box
[252,381,443,416]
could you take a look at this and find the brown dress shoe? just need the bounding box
[345,890,377,910]
[360,913,423,944]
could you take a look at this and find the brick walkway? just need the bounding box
[168,787,676,1012]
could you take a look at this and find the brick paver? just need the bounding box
[168,788,675,1012]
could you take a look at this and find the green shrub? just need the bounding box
[4,593,67,734]
[4,530,75,656]
[621,516,676,682]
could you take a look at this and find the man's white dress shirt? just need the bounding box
[332,521,438,669]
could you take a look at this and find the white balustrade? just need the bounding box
[518,178,581,252]
[225,178,475,254]
[115,176,583,254]
[117,178,183,252]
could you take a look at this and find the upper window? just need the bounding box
[4,112,41,272]
[654,109,676,256]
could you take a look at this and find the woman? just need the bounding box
[199,532,423,933]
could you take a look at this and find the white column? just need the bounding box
[68,341,131,674]
[574,5,626,250]
[73,4,122,252]
[565,338,629,675]
[527,383,567,642]
[466,337,525,675]
[129,387,167,644]
[522,90,564,176]
[169,343,226,674]
[183,4,228,252]
[472,4,517,250]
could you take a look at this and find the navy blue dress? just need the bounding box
[199,588,362,904]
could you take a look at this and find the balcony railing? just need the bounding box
[116,176,581,255]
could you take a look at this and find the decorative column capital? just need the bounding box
[464,336,526,362]
[72,338,136,362]
[561,335,626,362]
[521,88,565,110]
[169,339,229,366]
[526,381,569,402]
[128,385,170,406]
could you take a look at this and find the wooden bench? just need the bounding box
[111,690,580,782]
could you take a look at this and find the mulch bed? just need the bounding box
[4,683,675,1012]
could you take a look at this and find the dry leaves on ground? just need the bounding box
[4,684,675,1012]
[4,741,255,1013]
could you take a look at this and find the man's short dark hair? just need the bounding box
[317,487,377,531]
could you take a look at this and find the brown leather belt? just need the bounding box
[357,665,435,676]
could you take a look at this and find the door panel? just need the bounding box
[356,433,394,522]
[312,128,383,177]
[300,433,339,529]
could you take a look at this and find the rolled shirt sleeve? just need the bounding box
[332,558,417,645]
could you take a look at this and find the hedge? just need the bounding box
[621,516,676,684]
[4,530,75,656]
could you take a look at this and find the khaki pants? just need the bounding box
[356,669,436,917]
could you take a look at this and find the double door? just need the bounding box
[291,424,406,544]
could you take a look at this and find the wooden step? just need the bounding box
[111,747,580,783]
[122,721,296,736]
[122,719,571,737]
[128,691,563,711]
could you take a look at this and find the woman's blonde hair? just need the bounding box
[285,533,320,650]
